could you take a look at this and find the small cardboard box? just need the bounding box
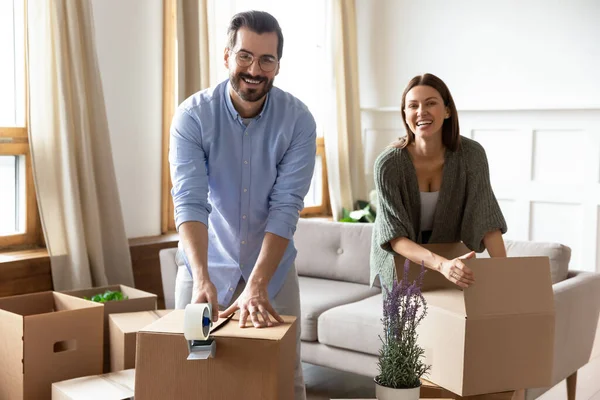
[396,243,555,396]
[108,310,172,372]
[0,292,104,400]
[135,310,296,400]
[61,285,157,372]
[52,369,134,400]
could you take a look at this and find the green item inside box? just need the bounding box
[84,290,129,303]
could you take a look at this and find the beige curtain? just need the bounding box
[177,0,211,102]
[27,0,134,290]
[325,0,367,220]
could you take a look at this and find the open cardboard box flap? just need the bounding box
[396,242,554,318]
[464,256,554,318]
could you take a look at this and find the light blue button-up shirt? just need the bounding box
[169,79,316,306]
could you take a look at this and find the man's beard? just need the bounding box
[230,72,274,102]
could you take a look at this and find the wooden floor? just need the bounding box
[304,356,600,400]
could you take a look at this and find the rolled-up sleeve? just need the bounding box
[373,148,415,253]
[169,107,212,230]
[266,112,317,239]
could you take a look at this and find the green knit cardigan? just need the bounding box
[370,136,508,290]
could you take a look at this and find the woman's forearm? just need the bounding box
[389,236,447,272]
[483,229,506,257]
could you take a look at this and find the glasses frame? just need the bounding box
[230,50,279,73]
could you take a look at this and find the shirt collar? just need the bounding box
[224,79,271,121]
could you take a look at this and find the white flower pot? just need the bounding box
[375,381,420,400]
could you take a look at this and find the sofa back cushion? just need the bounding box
[295,219,571,285]
[295,219,373,285]
[479,240,571,284]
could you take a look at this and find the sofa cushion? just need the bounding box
[299,276,380,342]
[317,293,383,356]
[479,240,571,284]
[295,219,373,285]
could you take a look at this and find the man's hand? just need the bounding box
[219,282,284,328]
[191,279,219,322]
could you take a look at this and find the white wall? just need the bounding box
[356,0,600,110]
[91,0,163,238]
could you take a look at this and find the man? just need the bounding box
[170,10,316,400]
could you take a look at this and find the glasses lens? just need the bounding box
[236,52,253,67]
[259,58,277,72]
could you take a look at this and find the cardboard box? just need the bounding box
[61,285,157,372]
[135,310,296,400]
[0,292,104,400]
[52,369,134,400]
[396,243,555,396]
[108,310,172,372]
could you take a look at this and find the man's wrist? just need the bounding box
[247,269,269,289]
[191,266,210,282]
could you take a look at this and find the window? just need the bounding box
[161,0,331,232]
[0,0,41,249]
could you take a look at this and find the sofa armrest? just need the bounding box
[550,270,600,383]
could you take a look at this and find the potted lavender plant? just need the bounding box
[375,259,430,400]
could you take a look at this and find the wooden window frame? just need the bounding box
[300,137,331,217]
[161,0,177,234]
[0,1,42,250]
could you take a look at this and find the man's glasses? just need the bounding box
[232,50,278,73]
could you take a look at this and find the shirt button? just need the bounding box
[229,287,234,292]
[244,160,248,164]
[244,132,248,136]
[241,240,246,245]
[242,215,247,219]
[243,188,248,192]
[337,248,344,255]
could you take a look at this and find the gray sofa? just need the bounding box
[159,218,600,400]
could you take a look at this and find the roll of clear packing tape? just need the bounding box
[184,303,213,341]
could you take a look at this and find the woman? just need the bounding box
[371,73,508,290]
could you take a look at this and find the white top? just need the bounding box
[420,191,440,231]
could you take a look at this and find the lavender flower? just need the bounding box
[376,259,430,389]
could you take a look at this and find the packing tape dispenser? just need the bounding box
[184,303,216,360]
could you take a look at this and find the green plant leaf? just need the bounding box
[349,209,368,220]
[341,208,351,219]
[91,294,103,302]
[87,290,127,303]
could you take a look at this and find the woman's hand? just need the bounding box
[438,251,476,288]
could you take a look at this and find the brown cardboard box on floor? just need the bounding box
[135,310,296,400]
[52,369,134,400]
[61,284,157,372]
[0,292,104,400]
[108,309,172,372]
[395,243,555,396]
